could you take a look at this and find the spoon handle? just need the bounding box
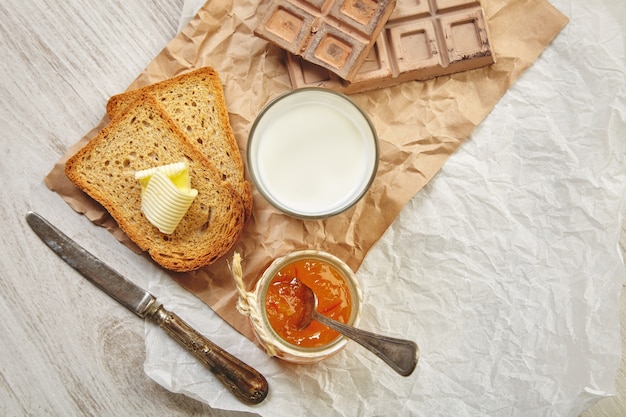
[313,312,418,376]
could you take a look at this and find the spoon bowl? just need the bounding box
[293,277,419,376]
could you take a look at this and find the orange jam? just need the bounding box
[265,258,352,348]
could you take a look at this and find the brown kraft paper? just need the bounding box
[44,0,569,343]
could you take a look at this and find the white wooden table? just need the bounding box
[0,0,624,416]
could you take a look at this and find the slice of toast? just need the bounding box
[66,94,245,272]
[106,67,253,219]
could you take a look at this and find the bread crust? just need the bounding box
[106,67,253,220]
[66,94,245,272]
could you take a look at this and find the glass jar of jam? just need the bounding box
[249,250,362,364]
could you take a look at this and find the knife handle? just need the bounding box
[148,305,268,404]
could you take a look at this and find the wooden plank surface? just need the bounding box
[0,1,252,415]
[0,0,623,416]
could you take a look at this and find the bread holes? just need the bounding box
[201,206,213,231]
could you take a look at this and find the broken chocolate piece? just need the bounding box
[255,0,396,81]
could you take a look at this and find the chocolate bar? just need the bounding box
[254,0,396,81]
[285,0,495,94]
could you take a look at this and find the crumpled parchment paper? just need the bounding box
[45,0,626,415]
[142,0,626,416]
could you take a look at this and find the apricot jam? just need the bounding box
[265,258,352,348]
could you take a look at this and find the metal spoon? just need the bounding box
[294,277,419,376]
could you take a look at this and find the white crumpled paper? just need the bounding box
[176,0,203,33]
[143,0,626,415]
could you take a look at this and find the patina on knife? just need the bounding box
[25,211,268,404]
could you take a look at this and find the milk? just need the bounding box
[248,90,378,218]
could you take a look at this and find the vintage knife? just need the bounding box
[25,211,268,404]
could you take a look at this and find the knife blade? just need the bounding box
[25,211,268,404]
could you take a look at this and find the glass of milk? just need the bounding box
[247,88,379,219]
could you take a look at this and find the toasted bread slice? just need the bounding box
[106,67,252,219]
[66,94,245,272]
